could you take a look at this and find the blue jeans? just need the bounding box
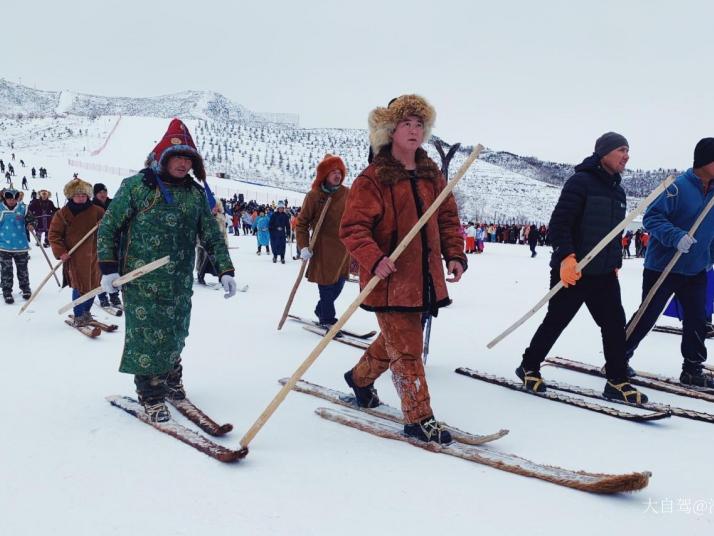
[72,288,93,317]
[315,277,346,325]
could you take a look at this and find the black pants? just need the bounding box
[522,269,628,381]
[529,242,537,257]
[626,269,707,374]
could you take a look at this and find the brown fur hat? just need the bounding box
[368,94,436,155]
[312,154,347,190]
[63,178,93,199]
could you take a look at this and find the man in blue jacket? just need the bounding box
[625,138,714,388]
[516,132,648,403]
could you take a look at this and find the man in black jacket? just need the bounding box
[516,132,648,403]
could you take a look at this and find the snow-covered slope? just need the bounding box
[1,79,675,222]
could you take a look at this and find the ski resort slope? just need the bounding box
[1,151,713,536]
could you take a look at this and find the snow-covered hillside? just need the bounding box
[1,79,677,223]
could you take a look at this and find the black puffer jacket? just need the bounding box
[548,154,626,276]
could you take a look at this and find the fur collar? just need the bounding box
[372,146,440,185]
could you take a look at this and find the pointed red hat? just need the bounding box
[146,118,206,180]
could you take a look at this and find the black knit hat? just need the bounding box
[694,138,714,168]
[594,132,629,158]
[93,183,107,196]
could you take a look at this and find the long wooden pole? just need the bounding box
[57,256,170,314]
[241,143,483,449]
[486,174,676,349]
[626,190,714,340]
[28,228,61,287]
[276,197,333,330]
[18,223,99,315]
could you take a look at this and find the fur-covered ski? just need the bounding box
[652,324,714,338]
[545,357,714,401]
[288,314,377,339]
[64,319,101,338]
[279,378,508,446]
[101,305,123,317]
[69,315,118,332]
[302,325,370,350]
[167,398,234,437]
[316,406,651,494]
[107,395,247,462]
[530,368,714,424]
[454,368,671,422]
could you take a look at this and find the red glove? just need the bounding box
[560,254,581,288]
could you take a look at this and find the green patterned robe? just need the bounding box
[97,170,233,375]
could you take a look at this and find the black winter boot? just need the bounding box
[99,294,110,308]
[516,365,546,393]
[603,380,648,404]
[109,292,122,307]
[4,293,14,304]
[680,370,714,389]
[403,416,453,444]
[166,359,186,401]
[344,369,380,408]
[135,374,170,423]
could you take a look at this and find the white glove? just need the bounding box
[300,247,313,261]
[101,273,121,294]
[677,234,697,254]
[220,274,237,299]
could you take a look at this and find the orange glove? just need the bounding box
[560,254,581,288]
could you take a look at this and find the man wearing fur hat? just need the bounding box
[296,154,350,327]
[97,118,237,422]
[27,189,57,247]
[516,132,648,403]
[48,178,104,322]
[624,138,714,388]
[340,95,467,444]
[1,188,36,304]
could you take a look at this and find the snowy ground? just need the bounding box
[2,148,714,536]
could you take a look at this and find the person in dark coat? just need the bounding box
[527,224,540,257]
[269,202,290,263]
[27,189,57,247]
[516,132,648,404]
[92,183,120,308]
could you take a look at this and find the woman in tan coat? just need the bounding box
[296,154,350,326]
[49,178,104,326]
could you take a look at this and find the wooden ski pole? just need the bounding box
[626,190,714,340]
[19,224,99,315]
[487,174,677,349]
[28,227,61,287]
[241,143,483,449]
[57,256,170,314]
[276,197,333,330]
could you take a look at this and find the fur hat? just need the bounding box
[145,118,206,181]
[312,154,347,190]
[368,94,436,155]
[63,178,93,198]
[38,189,50,197]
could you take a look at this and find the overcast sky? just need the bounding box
[4,0,712,169]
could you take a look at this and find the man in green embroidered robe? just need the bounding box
[98,119,237,422]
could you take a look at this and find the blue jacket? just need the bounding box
[0,201,30,253]
[643,168,714,275]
